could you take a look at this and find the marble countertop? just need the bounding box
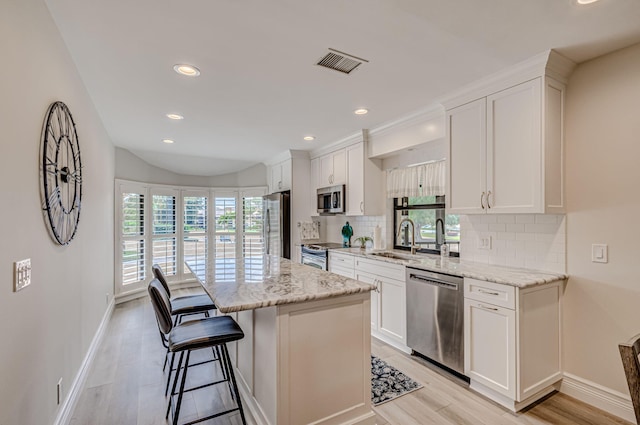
[186,256,374,313]
[333,248,567,288]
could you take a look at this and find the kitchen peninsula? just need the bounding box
[187,256,376,425]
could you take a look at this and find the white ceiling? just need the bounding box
[45,0,640,176]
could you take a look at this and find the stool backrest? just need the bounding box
[148,278,173,335]
[152,264,172,297]
[619,334,640,424]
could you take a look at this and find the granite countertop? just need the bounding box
[333,248,567,288]
[186,256,374,313]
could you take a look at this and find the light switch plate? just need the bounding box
[13,258,31,292]
[591,244,608,263]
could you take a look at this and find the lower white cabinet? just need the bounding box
[355,257,407,351]
[328,251,355,279]
[464,278,563,411]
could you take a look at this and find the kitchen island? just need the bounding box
[187,256,376,425]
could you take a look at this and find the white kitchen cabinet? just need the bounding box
[319,149,346,187]
[345,142,383,216]
[355,257,407,351]
[269,158,292,193]
[447,77,565,214]
[328,251,355,278]
[463,278,563,411]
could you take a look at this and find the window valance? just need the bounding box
[386,160,445,198]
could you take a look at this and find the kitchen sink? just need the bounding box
[368,251,414,260]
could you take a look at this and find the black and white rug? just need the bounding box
[371,355,423,406]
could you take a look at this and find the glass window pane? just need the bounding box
[153,195,176,235]
[183,235,207,274]
[153,237,176,276]
[184,196,207,233]
[243,196,263,257]
[122,239,145,284]
[122,193,144,236]
[216,197,236,232]
[215,235,236,281]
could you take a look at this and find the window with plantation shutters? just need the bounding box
[152,192,178,277]
[183,193,208,277]
[115,180,267,296]
[214,195,237,281]
[121,190,145,285]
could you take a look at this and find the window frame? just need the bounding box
[393,195,460,257]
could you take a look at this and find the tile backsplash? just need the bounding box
[323,215,386,248]
[459,214,566,274]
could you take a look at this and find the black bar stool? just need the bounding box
[148,278,247,425]
[152,264,220,391]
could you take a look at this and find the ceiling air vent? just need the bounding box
[316,48,369,75]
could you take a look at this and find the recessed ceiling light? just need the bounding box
[303,136,315,141]
[354,108,369,115]
[166,113,184,120]
[576,0,599,4]
[173,64,200,77]
[162,139,175,144]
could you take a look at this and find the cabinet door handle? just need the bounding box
[360,201,364,213]
[278,181,282,189]
[478,304,499,311]
[487,190,492,209]
[478,289,500,296]
[480,192,486,209]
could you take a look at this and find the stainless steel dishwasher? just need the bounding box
[406,267,465,375]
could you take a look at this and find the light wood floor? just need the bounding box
[70,293,632,425]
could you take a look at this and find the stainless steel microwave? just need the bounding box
[317,185,345,215]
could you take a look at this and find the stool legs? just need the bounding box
[166,344,247,425]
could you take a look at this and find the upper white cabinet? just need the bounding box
[445,50,574,215]
[346,142,384,216]
[269,158,292,193]
[319,149,346,187]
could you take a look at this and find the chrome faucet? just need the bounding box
[397,217,419,255]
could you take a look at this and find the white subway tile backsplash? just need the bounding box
[497,215,516,224]
[461,213,566,273]
[516,214,535,224]
[488,223,506,232]
[506,223,526,233]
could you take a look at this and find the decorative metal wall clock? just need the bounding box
[40,101,82,245]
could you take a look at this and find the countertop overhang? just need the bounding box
[186,255,374,313]
[334,248,567,288]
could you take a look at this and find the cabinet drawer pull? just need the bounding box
[480,192,486,209]
[478,304,498,311]
[487,190,492,209]
[360,201,364,213]
[478,289,500,296]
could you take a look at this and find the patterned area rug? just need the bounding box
[371,355,423,406]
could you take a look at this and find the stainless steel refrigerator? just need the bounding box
[263,191,290,259]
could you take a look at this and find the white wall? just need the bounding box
[116,147,267,187]
[0,1,115,424]
[563,42,640,397]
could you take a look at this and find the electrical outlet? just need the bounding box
[478,236,492,250]
[57,378,63,405]
[13,259,32,292]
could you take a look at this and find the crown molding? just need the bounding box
[309,131,363,159]
[368,103,444,140]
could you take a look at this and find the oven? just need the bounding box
[301,245,328,270]
[300,242,344,271]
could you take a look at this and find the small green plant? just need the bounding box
[354,236,373,249]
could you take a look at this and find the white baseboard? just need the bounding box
[53,298,115,425]
[560,372,635,423]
